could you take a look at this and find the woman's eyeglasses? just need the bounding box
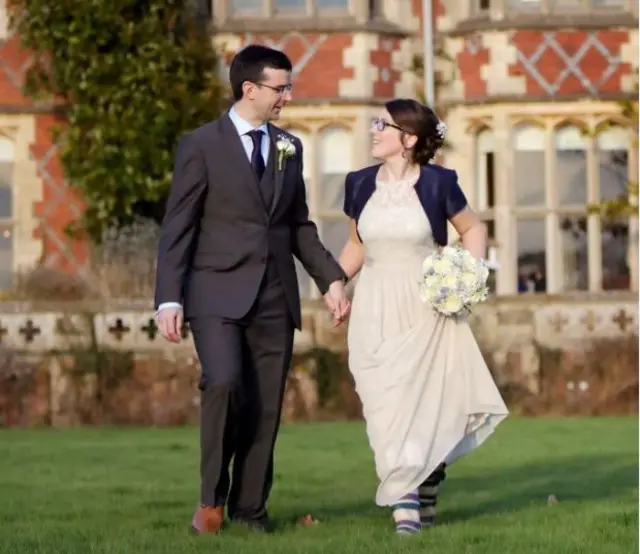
[371,117,404,132]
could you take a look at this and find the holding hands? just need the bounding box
[323,280,351,327]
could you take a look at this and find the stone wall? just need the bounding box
[0,294,637,427]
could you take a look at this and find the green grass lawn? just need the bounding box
[0,417,637,554]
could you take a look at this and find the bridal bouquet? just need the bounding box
[419,245,490,316]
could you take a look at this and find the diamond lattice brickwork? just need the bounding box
[31,116,89,275]
[509,30,632,97]
[456,34,490,100]
[0,34,32,107]
[370,37,402,99]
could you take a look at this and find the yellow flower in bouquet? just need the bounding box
[419,245,491,317]
[437,289,465,315]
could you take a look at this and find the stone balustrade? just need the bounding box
[0,293,636,387]
[0,293,637,427]
[0,293,637,355]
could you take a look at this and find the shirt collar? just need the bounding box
[229,106,269,137]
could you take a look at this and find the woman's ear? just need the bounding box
[403,133,418,150]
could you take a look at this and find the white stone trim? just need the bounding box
[0,115,43,281]
[0,0,7,41]
[340,33,379,99]
[482,32,527,97]
[444,101,637,295]
[217,0,355,21]
[393,39,415,98]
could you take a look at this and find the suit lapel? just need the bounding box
[268,125,282,217]
[219,113,265,209]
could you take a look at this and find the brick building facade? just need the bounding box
[0,0,638,297]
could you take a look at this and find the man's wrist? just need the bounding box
[330,276,348,288]
[155,302,183,316]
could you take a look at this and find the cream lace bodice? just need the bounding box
[358,174,437,268]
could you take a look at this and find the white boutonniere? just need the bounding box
[276,135,296,171]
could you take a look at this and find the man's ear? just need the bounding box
[242,80,254,99]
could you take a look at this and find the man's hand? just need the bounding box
[156,306,183,343]
[323,280,350,327]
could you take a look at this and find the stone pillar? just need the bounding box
[493,110,515,295]
[585,131,601,291]
[3,115,43,274]
[544,119,561,293]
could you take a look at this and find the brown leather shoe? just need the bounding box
[190,505,224,534]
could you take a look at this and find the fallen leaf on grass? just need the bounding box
[297,514,320,526]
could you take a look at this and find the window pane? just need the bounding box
[319,126,353,173]
[517,218,547,293]
[485,220,497,294]
[508,0,541,11]
[548,0,583,11]
[229,0,263,14]
[476,129,495,211]
[317,0,349,9]
[601,224,630,290]
[319,126,353,212]
[0,137,13,162]
[321,218,349,259]
[559,215,588,291]
[593,0,625,6]
[555,126,587,206]
[0,178,11,219]
[0,138,14,222]
[599,150,628,202]
[284,128,312,180]
[274,0,306,10]
[597,127,629,202]
[0,138,15,290]
[514,125,545,207]
[596,127,629,290]
[0,222,12,291]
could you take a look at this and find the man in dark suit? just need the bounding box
[154,44,350,533]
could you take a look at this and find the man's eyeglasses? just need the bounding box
[257,83,293,95]
[371,117,404,132]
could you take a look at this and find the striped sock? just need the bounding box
[419,463,446,527]
[418,484,438,527]
[392,490,421,535]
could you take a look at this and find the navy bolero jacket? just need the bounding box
[342,163,468,246]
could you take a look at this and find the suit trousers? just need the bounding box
[189,261,294,522]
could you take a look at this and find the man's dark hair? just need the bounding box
[229,45,292,101]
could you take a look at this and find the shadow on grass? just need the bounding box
[274,453,638,530]
[442,453,638,523]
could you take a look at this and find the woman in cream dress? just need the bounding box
[336,99,508,535]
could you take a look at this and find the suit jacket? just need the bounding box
[342,163,468,246]
[154,112,346,329]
